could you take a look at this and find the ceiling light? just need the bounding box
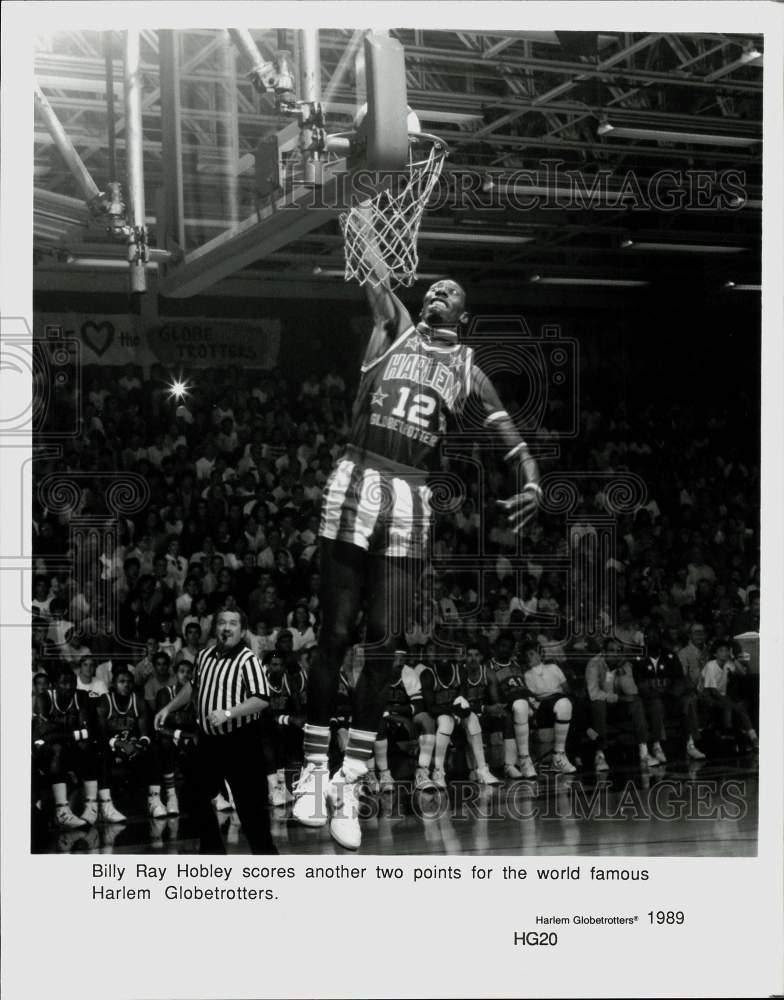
[704,48,763,81]
[622,240,746,254]
[530,275,648,288]
[65,255,158,269]
[597,121,758,148]
[419,231,534,245]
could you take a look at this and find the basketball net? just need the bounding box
[339,136,447,290]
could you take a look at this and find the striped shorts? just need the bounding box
[319,452,432,559]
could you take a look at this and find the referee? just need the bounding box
[155,607,276,854]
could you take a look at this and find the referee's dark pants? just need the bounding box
[195,722,277,855]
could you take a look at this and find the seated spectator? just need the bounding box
[631,629,704,764]
[182,596,213,645]
[32,576,54,619]
[521,641,577,775]
[701,639,758,750]
[288,603,317,651]
[75,655,109,699]
[60,629,91,667]
[175,623,204,667]
[585,639,659,770]
[144,652,175,714]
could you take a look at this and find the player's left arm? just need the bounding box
[467,364,541,533]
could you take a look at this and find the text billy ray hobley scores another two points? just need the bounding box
[90,861,652,901]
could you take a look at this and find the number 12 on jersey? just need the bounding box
[390,387,436,428]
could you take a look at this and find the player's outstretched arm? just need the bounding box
[468,365,542,534]
[352,203,413,363]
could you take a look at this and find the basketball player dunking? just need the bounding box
[293,263,542,849]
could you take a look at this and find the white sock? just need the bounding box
[417,734,435,769]
[374,739,389,772]
[513,721,530,758]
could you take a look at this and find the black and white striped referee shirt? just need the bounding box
[193,642,269,736]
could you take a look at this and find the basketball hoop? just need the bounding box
[339,132,448,290]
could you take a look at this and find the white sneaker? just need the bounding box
[98,800,127,824]
[686,743,706,761]
[552,752,577,774]
[519,756,538,779]
[414,766,433,791]
[212,792,233,812]
[80,799,98,826]
[56,805,87,830]
[326,771,362,850]
[292,763,329,828]
[594,751,610,772]
[147,794,167,819]
[271,783,288,808]
[364,770,380,795]
[377,768,395,792]
[639,749,658,769]
[165,790,180,815]
[431,766,447,789]
[504,763,523,779]
[475,766,500,785]
[651,743,667,764]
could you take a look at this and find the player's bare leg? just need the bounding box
[294,539,365,830]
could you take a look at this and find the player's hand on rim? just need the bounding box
[497,482,542,534]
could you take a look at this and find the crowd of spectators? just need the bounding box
[30,349,761,825]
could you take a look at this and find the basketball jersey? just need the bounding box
[491,657,528,701]
[386,671,412,716]
[164,684,198,730]
[48,691,82,735]
[462,662,489,712]
[285,668,307,711]
[351,325,474,472]
[265,675,290,715]
[104,692,141,739]
[423,662,462,711]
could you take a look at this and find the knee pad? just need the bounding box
[436,714,455,736]
[512,699,529,724]
[463,713,482,738]
[554,697,572,722]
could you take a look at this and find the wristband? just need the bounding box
[138,736,151,747]
[523,482,543,498]
[109,736,118,750]
[173,729,182,745]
